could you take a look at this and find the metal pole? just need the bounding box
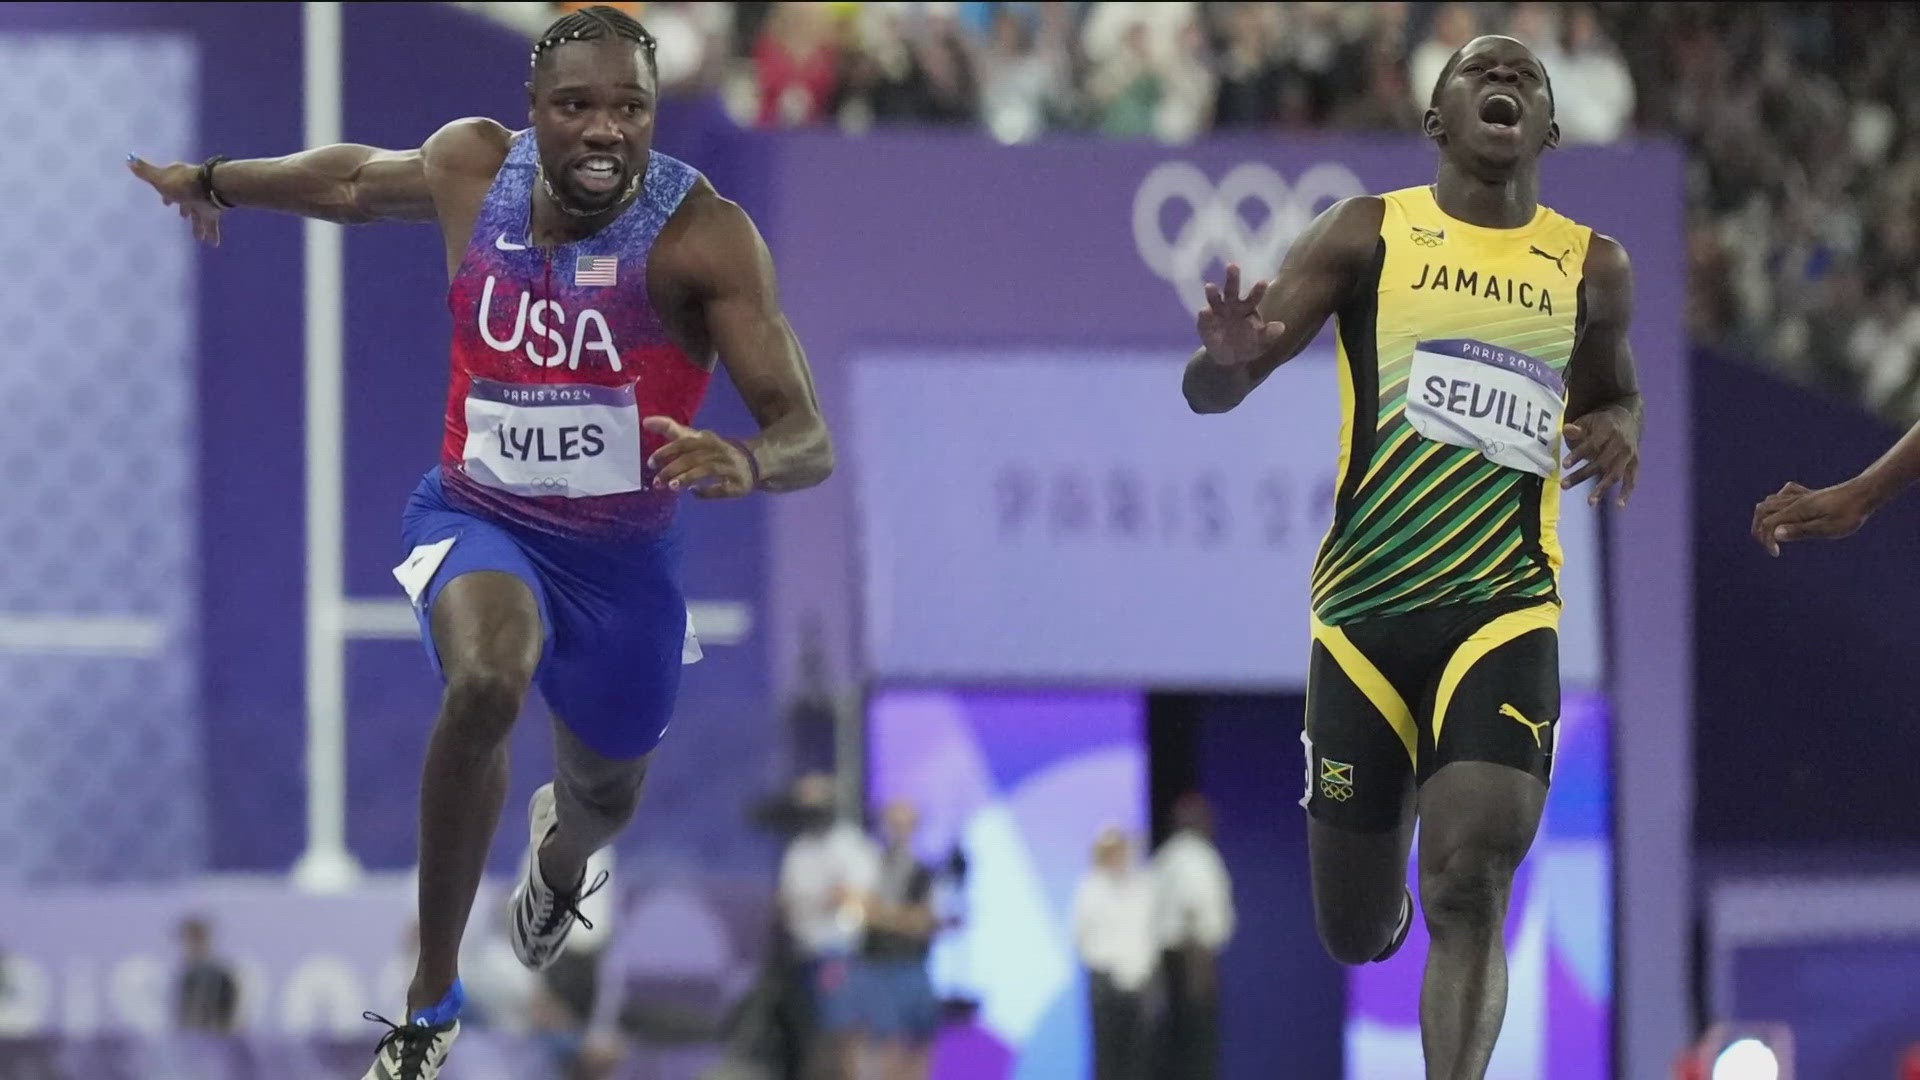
[291,0,361,893]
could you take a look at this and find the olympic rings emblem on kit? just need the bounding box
[1132,161,1367,313]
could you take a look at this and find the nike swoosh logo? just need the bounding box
[495,233,527,251]
[1499,703,1550,747]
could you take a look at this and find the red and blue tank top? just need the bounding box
[440,132,711,540]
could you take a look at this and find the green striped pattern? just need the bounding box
[1310,245,1578,625]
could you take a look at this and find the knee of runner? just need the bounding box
[438,667,533,739]
[558,768,645,825]
[1419,845,1518,930]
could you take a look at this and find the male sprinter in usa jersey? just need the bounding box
[1183,36,1640,1079]
[130,9,831,1078]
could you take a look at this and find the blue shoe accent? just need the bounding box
[409,979,465,1028]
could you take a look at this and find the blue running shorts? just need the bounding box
[395,467,697,759]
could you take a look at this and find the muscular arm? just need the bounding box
[130,117,506,233]
[1182,195,1382,414]
[1564,235,1643,430]
[661,192,833,493]
[208,143,436,224]
[1557,234,1643,504]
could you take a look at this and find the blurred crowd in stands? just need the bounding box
[468,2,1920,419]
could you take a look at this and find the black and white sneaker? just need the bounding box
[1372,886,1415,963]
[509,782,609,970]
[360,1013,458,1080]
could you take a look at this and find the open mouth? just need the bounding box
[571,154,625,195]
[1478,93,1522,130]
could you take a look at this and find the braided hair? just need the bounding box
[531,5,658,79]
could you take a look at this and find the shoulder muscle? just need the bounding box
[1580,233,1633,326]
[655,179,771,293]
[421,117,511,181]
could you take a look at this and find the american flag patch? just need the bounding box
[574,255,618,287]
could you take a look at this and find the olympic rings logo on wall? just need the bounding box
[1133,161,1367,313]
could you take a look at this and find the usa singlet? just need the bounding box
[1309,186,1592,625]
[441,133,712,540]
[393,133,713,759]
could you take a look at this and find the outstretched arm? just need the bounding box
[126,116,507,242]
[1182,195,1382,414]
[1751,418,1920,555]
[1561,234,1643,507]
[645,191,833,497]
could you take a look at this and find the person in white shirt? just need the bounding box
[1408,3,1479,115]
[1151,795,1235,1080]
[778,773,882,1080]
[849,801,942,1080]
[1072,828,1158,1080]
[1550,4,1635,145]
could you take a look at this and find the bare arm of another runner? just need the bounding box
[126,116,508,240]
[645,191,833,497]
[1182,195,1383,414]
[1561,235,1643,507]
[1750,418,1920,555]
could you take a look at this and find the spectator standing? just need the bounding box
[779,773,881,1080]
[1208,3,1283,128]
[1407,2,1477,113]
[1552,4,1636,144]
[1152,795,1235,1080]
[174,916,239,1033]
[1072,828,1157,1080]
[755,1,844,127]
[979,2,1074,142]
[1082,2,1214,141]
[850,801,941,1080]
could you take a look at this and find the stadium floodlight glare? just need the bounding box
[1712,1038,1779,1080]
[1675,1023,1793,1080]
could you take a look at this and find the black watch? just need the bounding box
[197,155,234,210]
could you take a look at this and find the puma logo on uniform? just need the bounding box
[1528,245,1570,276]
[1499,703,1551,747]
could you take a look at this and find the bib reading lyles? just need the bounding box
[1405,338,1564,477]
[462,377,646,498]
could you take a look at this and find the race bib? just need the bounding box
[1405,339,1564,478]
[462,378,644,498]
